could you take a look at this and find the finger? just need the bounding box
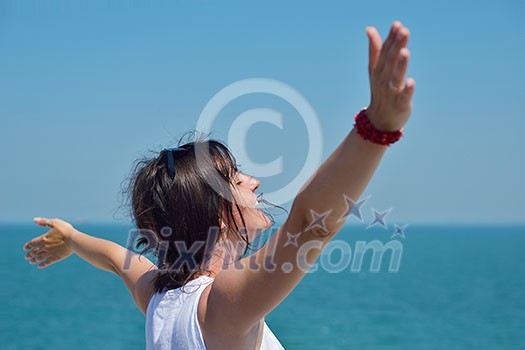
[381,28,410,83]
[29,251,49,265]
[33,217,54,228]
[23,236,45,251]
[37,217,71,231]
[398,77,416,104]
[25,245,47,260]
[390,48,410,93]
[366,26,382,75]
[374,21,403,77]
[38,257,57,269]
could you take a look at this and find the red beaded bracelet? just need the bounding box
[353,108,403,146]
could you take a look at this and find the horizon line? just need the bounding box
[1,220,524,228]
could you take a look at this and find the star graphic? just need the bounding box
[284,231,300,247]
[337,194,370,223]
[305,209,332,233]
[366,207,393,230]
[391,224,408,239]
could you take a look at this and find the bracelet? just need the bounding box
[353,108,403,146]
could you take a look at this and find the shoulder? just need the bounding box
[198,280,261,349]
[135,268,158,315]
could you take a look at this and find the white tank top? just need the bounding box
[145,275,285,350]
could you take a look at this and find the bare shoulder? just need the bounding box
[198,282,261,349]
[134,268,158,315]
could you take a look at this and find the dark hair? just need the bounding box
[126,132,251,292]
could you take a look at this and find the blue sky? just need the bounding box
[1,0,524,225]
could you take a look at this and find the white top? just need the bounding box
[145,275,285,350]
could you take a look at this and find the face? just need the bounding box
[229,172,272,239]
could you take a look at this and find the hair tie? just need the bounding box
[162,147,188,178]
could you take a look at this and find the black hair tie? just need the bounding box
[162,147,188,179]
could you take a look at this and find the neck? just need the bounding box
[195,240,244,279]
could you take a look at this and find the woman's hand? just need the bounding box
[365,21,416,132]
[23,217,76,269]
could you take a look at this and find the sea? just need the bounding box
[2,223,524,349]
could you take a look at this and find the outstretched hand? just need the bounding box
[23,217,76,269]
[365,21,415,132]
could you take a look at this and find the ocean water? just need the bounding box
[2,223,524,349]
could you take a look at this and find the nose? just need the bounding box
[250,176,260,192]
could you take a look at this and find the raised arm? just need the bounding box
[23,218,157,315]
[205,21,415,335]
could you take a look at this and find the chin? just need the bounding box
[264,214,272,228]
[238,208,272,233]
[258,214,272,231]
[247,218,271,234]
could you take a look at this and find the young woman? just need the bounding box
[23,21,415,349]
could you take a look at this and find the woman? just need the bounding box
[23,21,415,349]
